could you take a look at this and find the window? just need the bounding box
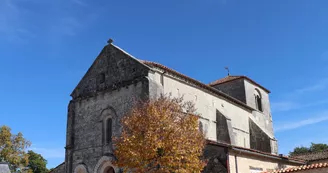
[101,108,116,145]
[160,74,164,86]
[106,118,112,144]
[98,73,105,84]
[254,89,263,112]
[255,95,262,111]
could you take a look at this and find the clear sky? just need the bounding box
[1,0,328,169]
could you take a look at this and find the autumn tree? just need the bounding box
[27,150,48,173]
[114,95,206,173]
[0,125,31,172]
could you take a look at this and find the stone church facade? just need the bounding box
[51,41,305,173]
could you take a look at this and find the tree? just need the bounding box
[0,125,31,172]
[309,143,328,152]
[289,143,328,156]
[289,146,310,156]
[27,150,48,173]
[114,95,206,173]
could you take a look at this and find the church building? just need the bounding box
[51,40,306,173]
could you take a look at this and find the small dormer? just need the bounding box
[209,75,271,115]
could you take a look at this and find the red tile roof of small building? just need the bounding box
[209,75,271,93]
[207,140,306,164]
[261,162,328,173]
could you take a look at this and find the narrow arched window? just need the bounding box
[256,95,262,112]
[106,118,112,144]
[254,89,263,112]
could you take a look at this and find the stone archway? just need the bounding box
[74,164,88,173]
[94,156,118,173]
[104,166,115,173]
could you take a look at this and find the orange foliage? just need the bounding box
[114,95,206,173]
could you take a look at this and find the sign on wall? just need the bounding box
[249,166,263,173]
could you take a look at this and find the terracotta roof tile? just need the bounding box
[292,151,328,161]
[209,75,271,93]
[208,76,243,86]
[261,162,328,173]
[140,60,254,111]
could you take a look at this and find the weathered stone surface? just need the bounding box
[71,44,150,99]
[68,80,149,173]
[249,118,271,153]
[51,162,65,173]
[216,110,231,144]
[211,78,246,104]
[61,43,281,173]
[202,144,228,173]
[65,44,151,173]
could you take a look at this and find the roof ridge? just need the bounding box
[293,150,328,157]
[208,75,270,93]
[141,61,254,111]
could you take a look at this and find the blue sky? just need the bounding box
[1,0,328,169]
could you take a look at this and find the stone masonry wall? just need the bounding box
[51,163,65,173]
[69,79,149,173]
[65,43,153,173]
[211,78,246,104]
[71,44,150,99]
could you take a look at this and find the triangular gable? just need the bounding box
[71,43,151,99]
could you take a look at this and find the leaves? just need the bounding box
[289,143,328,156]
[0,125,31,172]
[27,150,48,173]
[114,95,206,173]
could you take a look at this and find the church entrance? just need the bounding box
[105,167,115,173]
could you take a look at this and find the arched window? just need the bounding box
[254,89,263,112]
[106,118,112,144]
[101,108,116,145]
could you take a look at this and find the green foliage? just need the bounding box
[0,125,31,172]
[27,150,48,173]
[309,143,328,152]
[289,143,328,156]
[289,146,310,156]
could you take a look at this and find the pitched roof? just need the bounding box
[209,75,271,93]
[0,163,11,173]
[261,162,328,173]
[141,60,254,111]
[207,140,306,165]
[292,151,328,162]
[49,162,65,173]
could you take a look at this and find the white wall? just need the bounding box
[244,80,277,153]
[228,153,297,173]
[149,71,253,147]
[244,80,271,115]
